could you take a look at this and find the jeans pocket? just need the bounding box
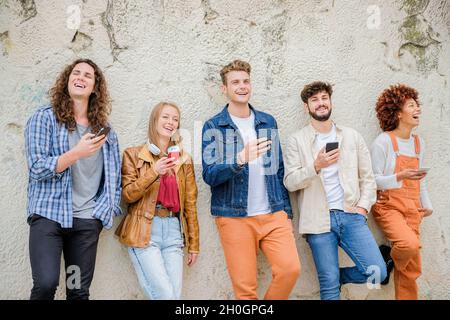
[345,211,367,224]
[96,219,104,233]
[358,213,368,223]
[28,214,42,225]
[349,211,367,222]
[169,219,183,241]
[130,242,154,256]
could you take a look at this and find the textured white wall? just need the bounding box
[0,0,449,299]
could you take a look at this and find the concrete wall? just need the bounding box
[0,0,449,299]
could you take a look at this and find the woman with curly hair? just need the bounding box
[25,59,122,299]
[371,84,433,300]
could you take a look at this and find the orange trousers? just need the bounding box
[373,133,424,300]
[215,211,301,300]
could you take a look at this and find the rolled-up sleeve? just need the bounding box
[25,110,63,181]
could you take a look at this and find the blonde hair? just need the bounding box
[220,60,251,85]
[148,101,183,153]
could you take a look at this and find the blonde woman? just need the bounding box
[116,102,199,299]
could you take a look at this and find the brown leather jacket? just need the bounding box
[115,145,199,253]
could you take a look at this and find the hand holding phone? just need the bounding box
[238,137,272,165]
[155,156,177,175]
[397,168,428,181]
[93,127,111,139]
[74,132,107,159]
[314,142,340,173]
[325,142,339,153]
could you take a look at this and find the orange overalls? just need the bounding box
[372,133,424,300]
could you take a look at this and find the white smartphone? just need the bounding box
[417,167,431,173]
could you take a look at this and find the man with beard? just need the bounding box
[283,81,386,300]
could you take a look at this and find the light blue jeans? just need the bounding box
[128,216,184,300]
[306,210,387,300]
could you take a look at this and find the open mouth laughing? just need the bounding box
[73,82,86,89]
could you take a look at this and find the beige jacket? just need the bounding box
[283,123,376,234]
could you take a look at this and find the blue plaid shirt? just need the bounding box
[25,105,122,229]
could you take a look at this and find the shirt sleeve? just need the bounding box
[201,120,244,187]
[25,109,64,181]
[370,137,402,190]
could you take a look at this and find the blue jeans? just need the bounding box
[128,216,184,299]
[306,210,387,300]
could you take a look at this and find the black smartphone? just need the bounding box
[325,142,339,153]
[93,127,111,139]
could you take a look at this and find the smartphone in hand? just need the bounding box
[325,142,339,153]
[258,138,272,153]
[92,127,111,139]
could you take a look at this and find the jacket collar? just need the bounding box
[137,144,187,174]
[217,103,268,127]
[138,145,154,163]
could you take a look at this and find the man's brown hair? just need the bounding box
[220,60,251,85]
[300,81,333,103]
[49,58,111,133]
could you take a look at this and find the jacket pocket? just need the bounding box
[115,211,153,248]
[142,210,154,222]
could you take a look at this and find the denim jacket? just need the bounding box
[201,104,292,218]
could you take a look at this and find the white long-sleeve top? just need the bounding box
[370,132,432,210]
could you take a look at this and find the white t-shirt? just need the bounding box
[313,124,345,211]
[370,132,432,210]
[230,111,271,216]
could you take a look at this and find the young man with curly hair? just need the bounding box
[371,84,433,300]
[25,59,122,300]
[201,60,300,300]
[283,81,387,300]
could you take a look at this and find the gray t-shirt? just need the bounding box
[68,124,104,219]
